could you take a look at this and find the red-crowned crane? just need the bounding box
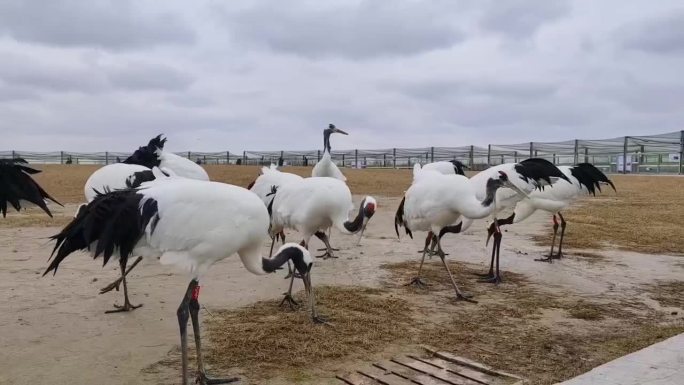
[422,160,469,175]
[81,135,210,312]
[0,158,61,217]
[43,177,317,385]
[312,124,348,180]
[269,176,376,307]
[467,158,570,283]
[488,163,616,262]
[394,168,528,301]
[247,164,304,275]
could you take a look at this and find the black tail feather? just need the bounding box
[43,189,157,276]
[571,163,616,195]
[0,159,62,217]
[515,158,570,188]
[394,196,412,239]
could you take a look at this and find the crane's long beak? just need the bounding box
[357,220,369,245]
[505,180,529,199]
[334,128,349,135]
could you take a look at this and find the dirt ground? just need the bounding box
[0,165,682,385]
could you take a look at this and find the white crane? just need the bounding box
[43,177,317,385]
[0,158,61,217]
[398,161,469,256]
[422,160,469,175]
[269,176,376,306]
[466,158,570,283]
[80,134,210,312]
[486,163,616,262]
[247,164,304,274]
[311,124,348,180]
[394,168,528,301]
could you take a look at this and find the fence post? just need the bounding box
[354,149,358,168]
[393,148,397,169]
[529,142,533,158]
[553,153,556,165]
[680,130,684,175]
[487,144,491,166]
[430,147,434,162]
[105,151,109,165]
[12,150,16,159]
[383,153,386,167]
[469,145,474,167]
[242,151,246,165]
[342,154,345,167]
[60,151,64,164]
[584,147,589,163]
[623,136,628,174]
[187,151,191,160]
[573,139,579,164]
[317,150,321,162]
[226,151,230,165]
[514,151,518,163]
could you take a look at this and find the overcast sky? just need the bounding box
[1,0,682,152]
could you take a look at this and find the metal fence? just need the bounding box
[2,130,683,174]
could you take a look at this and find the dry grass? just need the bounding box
[644,280,684,309]
[204,286,413,381]
[198,261,683,384]
[529,175,684,255]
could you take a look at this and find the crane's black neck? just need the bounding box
[344,199,367,233]
[481,178,504,207]
[323,129,333,153]
[262,246,307,274]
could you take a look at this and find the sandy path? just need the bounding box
[0,198,681,385]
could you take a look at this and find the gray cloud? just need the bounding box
[219,0,465,59]
[618,10,684,54]
[0,0,195,49]
[479,0,571,39]
[107,63,195,91]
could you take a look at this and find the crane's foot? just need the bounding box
[473,271,495,278]
[316,251,338,259]
[479,275,502,284]
[404,277,429,288]
[279,293,299,310]
[99,278,123,294]
[195,371,239,385]
[456,293,478,304]
[534,256,555,263]
[553,252,564,259]
[105,301,142,314]
[312,314,331,325]
[283,271,302,280]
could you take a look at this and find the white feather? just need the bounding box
[250,164,303,206]
[83,163,150,202]
[312,151,346,181]
[157,151,209,181]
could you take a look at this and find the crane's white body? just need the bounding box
[83,163,151,202]
[271,177,364,242]
[109,179,295,278]
[403,173,498,234]
[312,151,346,181]
[509,166,585,223]
[422,161,457,175]
[83,153,209,203]
[158,151,209,181]
[250,165,303,206]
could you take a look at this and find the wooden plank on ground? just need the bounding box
[357,364,420,385]
[391,357,486,385]
[408,355,494,385]
[336,372,381,385]
[374,360,451,385]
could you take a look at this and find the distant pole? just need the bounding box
[383,153,386,167]
[342,154,345,167]
[529,142,533,158]
[680,130,684,175]
[469,145,474,168]
[354,149,358,168]
[393,148,397,169]
[317,150,321,162]
[430,147,434,162]
[584,147,589,163]
[514,151,518,163]
[226,151,230,165]
[105,151,109,165]
[12,150,15,159]
[552,153,556,165]
[622,136,628,174]
[573,139,579,165]
[487,144,491,166]
[242,151,246,165]
[60,151,64,164]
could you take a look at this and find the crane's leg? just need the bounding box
[189,281,239,385]
[302,271,329,324]
[406,232,433,287]
[436,239,476,303]
[105,259,142,313]
[417,233,438,258]
[475,222,497,278]
[554,213,567,259]
[535,215,559,263]
[279,269,300,310]
[314,231,338,259]
[178,280,193,385]
[479,223,503,283]
[100,256,143,294]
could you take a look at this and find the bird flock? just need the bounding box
[0,128,615,385]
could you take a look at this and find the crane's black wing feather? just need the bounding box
[0,159,62,217]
